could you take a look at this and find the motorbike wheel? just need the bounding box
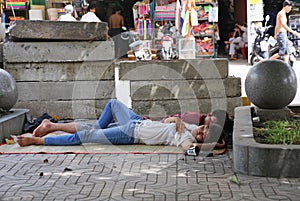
[250,54,261,65]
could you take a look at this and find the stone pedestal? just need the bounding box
[255,107,292,122]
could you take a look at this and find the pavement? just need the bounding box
[0,58,300,201]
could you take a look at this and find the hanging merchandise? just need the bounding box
[175,0,181,32]
[133,1,153,40]
[191,9,198,26]
[180,0,197,37]
[136,18,152,40]
[208,5,218,22]
[154,1,176,21]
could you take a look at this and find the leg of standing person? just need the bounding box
[283,36,290,63]
[270,32,288,61]
[229,37,241,60]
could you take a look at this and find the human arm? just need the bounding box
[180,138,226,150]
[121,16,124,27]
[164,117,185,133]
[236,24,246,32]
[109,16,112,29]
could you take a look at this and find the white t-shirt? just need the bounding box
[58,14,77,21]
[134,120,197,147]
[80,12,101,22]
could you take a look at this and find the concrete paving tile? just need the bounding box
[0,149,300,201]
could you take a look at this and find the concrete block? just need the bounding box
[5,62,115,81]
[132,97,241,119]
[9,20,108,41]
[16,80,115,101]
[118,59,228,80]
[3,41,115,62]
[15,99,113,119]
[130,78,241,100]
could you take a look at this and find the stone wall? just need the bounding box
[118,59,241,118]
[3,41,116,119]
[3,43,241,119]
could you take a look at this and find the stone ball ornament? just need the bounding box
[0,69,18,111]
[245,60,297,109]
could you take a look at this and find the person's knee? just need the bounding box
[108,99,117,104]
[109,99,122,108]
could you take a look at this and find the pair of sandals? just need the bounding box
[230,57,238,61]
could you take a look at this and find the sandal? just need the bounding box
[230,57,237,61]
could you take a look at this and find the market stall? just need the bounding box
[128,0,219,60]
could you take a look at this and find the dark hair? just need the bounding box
[88,1,97,11]
[283,0,294,7]
[212,110,233,133]
[211,109,234,146]
[114,6,122,13]
[206,123,225,144]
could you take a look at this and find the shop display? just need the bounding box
[193,1,218,57]
[152,0,178,59]
[2,0,28,26]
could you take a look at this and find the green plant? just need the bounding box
[256,120,300,145]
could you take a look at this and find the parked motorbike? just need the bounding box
[271,39,299,67]
[250,15,274,65]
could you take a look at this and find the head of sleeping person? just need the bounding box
[191,123,225,144]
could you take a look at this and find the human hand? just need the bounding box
[293,30,300,38]
[175,118,185,133]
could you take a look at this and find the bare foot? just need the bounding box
[17,136,44,146]
[32,119,55,137]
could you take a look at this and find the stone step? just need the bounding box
[15,99,110,119]
[4,61,115,81]
[130,78,241,99]
[3,41,115,62]
[8,20,108,41]
[132,97,241,118]
[16,80,115,101]
[118,59,229,80]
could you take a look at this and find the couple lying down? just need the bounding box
[17,99,231,151]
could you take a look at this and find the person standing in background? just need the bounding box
[109,6,124,58]
[58,4,77,21]
[269,0,300,63]
[80,1,101,22]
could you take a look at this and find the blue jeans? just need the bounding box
[44,99,143,145]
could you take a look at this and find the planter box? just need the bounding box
[233,106,300,178]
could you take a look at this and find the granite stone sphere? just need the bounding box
[245,60,297,109]
[0,69,18,111]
